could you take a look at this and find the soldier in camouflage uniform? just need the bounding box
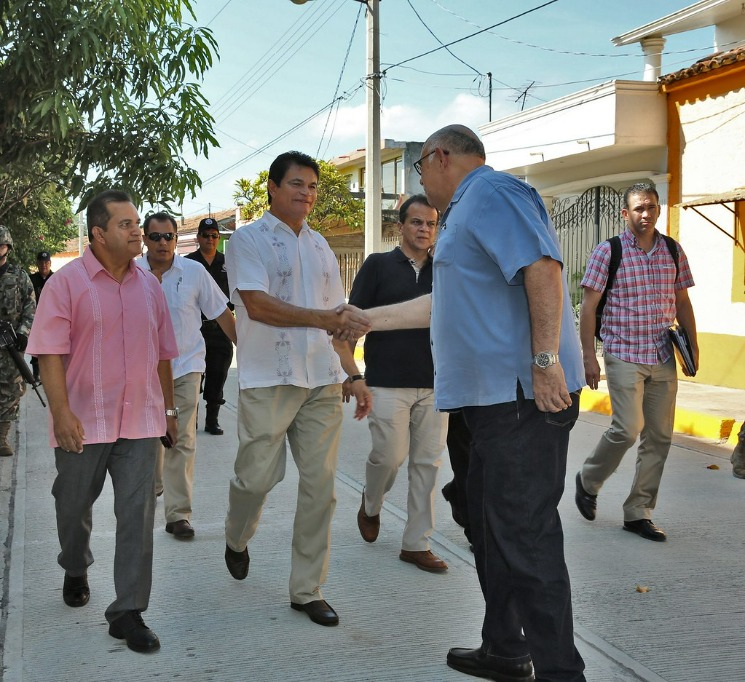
[0,225,36,456]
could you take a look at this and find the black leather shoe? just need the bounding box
[623,519,666,542]
[205,422,224,435]
[108,611,160,653]
[225,544,249,580]
[447,647,534,681]
[63,573,89,607]
[165,519,195,539]
[291,599,339,626]
[575,472,597,521]
[442,481,466,528]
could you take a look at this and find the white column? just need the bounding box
[640,37,666,82]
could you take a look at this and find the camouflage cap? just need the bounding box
[0,225,12,248]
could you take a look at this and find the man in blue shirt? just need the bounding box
[362,125,586,682]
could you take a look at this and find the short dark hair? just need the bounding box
[623,182,659,209]
[142,212,177,234]
[86,190,132,241]
[399,194,437,223]
[267,151,320,206]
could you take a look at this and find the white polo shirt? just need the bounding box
[136,253,229,379]
[226,211,345,389]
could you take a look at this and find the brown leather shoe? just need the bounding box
[399,549,448,573]
[165,519,195,539]
[357,492,380,543]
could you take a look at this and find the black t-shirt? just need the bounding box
[29,271,53,302]
[184,249,234,311]
[348,247,434,388]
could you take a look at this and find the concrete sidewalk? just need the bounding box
[1,371,743,681]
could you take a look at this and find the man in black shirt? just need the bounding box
[184,218,234,434]
[29,251,53,381]
[348,195,449,573]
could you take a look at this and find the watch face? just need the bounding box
[534,352,555,368]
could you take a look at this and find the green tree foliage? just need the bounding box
[5,184,76,270]
[0,0,219,220]
[234,161,364,233]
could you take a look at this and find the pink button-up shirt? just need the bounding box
[27,247,178,448]
[581,229,694,365]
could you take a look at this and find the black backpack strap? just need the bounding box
[594,236,622,341]
[661,234,680,282]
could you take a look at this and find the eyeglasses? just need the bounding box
[145,232,176,242]
[199,233,219,240]
[413,150,435,175]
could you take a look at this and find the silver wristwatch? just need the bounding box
[532,352,559,369]
[165,408,179,419]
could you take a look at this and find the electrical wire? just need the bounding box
[316,0,364,157]
[384,0,560,72]
[205,0,234,27]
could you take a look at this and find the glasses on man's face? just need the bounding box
[413,150,436,176]
[145,232,176,242]
[199,233,219,240]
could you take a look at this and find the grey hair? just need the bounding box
[424,124,485,159]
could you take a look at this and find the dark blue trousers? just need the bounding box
[463,386,585,682]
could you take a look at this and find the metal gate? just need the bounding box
[551,186,625,308]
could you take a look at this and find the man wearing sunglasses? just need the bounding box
[185,218,234,436]
[137,213,236,541]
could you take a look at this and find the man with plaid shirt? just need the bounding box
[574,182,698,542]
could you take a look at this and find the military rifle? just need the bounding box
[0,320,46,407]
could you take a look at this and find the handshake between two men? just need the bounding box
[329,294,433,341]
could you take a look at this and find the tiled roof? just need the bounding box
[177,207,237,236]
[659,44,745,85]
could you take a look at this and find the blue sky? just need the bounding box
[180,0,717,217]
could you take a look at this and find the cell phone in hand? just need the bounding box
[160,433,174,448]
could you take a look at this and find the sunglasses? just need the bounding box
[146,232,176,242]
[199,233,220,240]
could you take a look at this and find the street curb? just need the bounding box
[580,388,736,442]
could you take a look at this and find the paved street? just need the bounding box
[0,369,743,681]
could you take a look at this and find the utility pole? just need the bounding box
[294,0,382,256]
[363,0,382,257]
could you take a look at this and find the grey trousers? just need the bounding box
[53,437,158,622]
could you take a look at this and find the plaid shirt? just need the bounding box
[581,228,694,365]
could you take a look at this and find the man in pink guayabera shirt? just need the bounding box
[27,190,179,654]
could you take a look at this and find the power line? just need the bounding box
[216,0,347,123]
[383,0,560,72]
[205,0,234,27]
[317,0,364,157]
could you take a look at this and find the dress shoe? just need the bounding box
[399,549,448,573]
[442,480,466,527]
[108,611,161,653]
[63,573,90,607]
[290,599,339,626]
[623,519,667,542]
[225,544,249,580]
[205,422,224,435]
[165,519,195,539]
[357,492,380,543]
[574,472,597,521]
[447,647,534,681]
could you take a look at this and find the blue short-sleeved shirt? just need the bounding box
[431,166,584,411]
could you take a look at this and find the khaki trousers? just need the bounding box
[225,384,342,603]
[581,352,677,521]
[155,372,200,523]
[363,387,447,550]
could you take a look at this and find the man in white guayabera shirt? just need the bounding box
[223,151,371,628]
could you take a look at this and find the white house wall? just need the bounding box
[678,87,745,338]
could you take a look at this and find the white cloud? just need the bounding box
[313,93,492,148]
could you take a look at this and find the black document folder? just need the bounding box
[668,324,696,376]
